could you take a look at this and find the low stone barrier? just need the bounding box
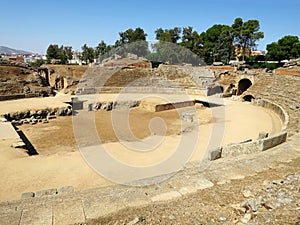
[92,100,140,111]
[0,93,40,101]
[21,186,74,199]
[1,106,72,126]
[185,88,207,95]
[220,131,287,158]
[209,99,289,160]
[252,99,289,130]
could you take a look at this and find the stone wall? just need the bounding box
[140,100,195,112]
[0,93,40,101]
[92,100,140,111]
[0,58,33,69]
[221,132,287,158]
[157,65,216,89]
[1,106,72,126]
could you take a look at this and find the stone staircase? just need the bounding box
[245,73,300,135]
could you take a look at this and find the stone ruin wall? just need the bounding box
[0,63,53,98]
[1,106,72,126]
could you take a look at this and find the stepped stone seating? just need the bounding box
[76,65,216,94]
[1,66,300,224]
[245,73,300,135]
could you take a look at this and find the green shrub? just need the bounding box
[30,59,45,67]
[263,63,282,70]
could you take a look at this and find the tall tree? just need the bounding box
[64,46,73,61]
[155,27,181,43]
[80,44,94,63]
[214,26,234,64]
[46,44,71,64]
[115,27,148,56]
[46,44,60,63]
[232,18,264,61]
[180,26,202,55]
[266,35,300,61]
[95,40,108,58]
[266,42,282,61]
[292,41,300,58]
[118,27,147,44]
[58,45,68,64]
[199,24,233,64]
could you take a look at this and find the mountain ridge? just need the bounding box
[0,46,33,55]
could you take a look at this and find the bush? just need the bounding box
[30,59,45,67]
[249,62,283,70]
[251,62,261,69]
[263,63,280,70]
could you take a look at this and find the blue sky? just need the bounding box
[1,0,300,54]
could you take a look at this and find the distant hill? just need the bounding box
[0,46,33,55]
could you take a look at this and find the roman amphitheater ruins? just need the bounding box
[0,56,299,224]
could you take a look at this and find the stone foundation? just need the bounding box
[140,100,195,112]
[1,106,72,126]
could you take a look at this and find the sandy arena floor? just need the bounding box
[0,95,283,200]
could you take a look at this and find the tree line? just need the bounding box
[45,17,300,65]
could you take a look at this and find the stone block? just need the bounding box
[151,191,181,202]
[213,62,224,66]
[72,101,84,110]
[21,192,35,199]
[258,131,269,139]
[194,178,214,190]
[47,115,56,120]
[0,211,22,225]
[87,103,93,111]
[181,111,195,123]
[222,144,245,158]
[20,206,52,225]
[53,200,85,225]
[262,131,287,151]
[83,195,126,220]
[122,189,151,208]
[57,186,74,195]
[35,188,57,198]
[208,147,222,160]
[179,186,198,195]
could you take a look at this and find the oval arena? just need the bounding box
[0,62,299,224]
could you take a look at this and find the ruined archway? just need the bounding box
[37,68,50,86]
[243,94,255,102]
[237,78,252,95]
